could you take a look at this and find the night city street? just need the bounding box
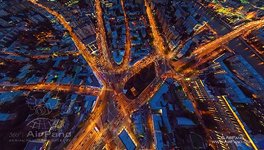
[0,0,264,150]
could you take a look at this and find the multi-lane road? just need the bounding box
[0,83,100,96]
[171,18,264,75]
[193,1,264,76]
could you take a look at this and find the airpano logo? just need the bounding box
[211,135,249,145]
[26,117,52,130]
[27,131,72,139]
[9,130,72,142]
